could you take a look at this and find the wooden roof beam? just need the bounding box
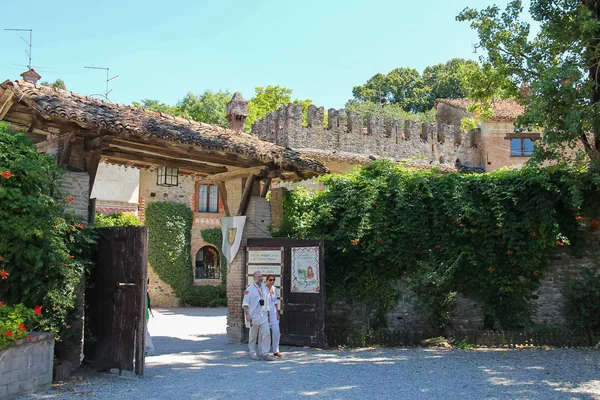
[101,149,228,175]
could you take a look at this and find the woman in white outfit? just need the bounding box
[265,274,282,357]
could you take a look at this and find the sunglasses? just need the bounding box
[268,278,275,281]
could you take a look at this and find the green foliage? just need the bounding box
[0,303,38,349]
[0,122,97,334]
[351,59,481,114]
[457,1,600,169]
[40,79,67,90]
[94,212,141,227]
[133,90,233,127]
[345,100,436,123]
[565,269,600,334]
[278,160,597,330]
[244,85,313,131]
[145,202,193,302]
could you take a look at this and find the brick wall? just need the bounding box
[226,196,272,344]
[0,333,55,399]
[59,171,90,222]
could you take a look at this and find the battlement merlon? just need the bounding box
[249,102,482,168]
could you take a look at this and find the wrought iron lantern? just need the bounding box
[156,166,179,187]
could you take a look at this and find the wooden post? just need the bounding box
[216,181,231,216]
[237,174,256,216]
[260,178,271,198]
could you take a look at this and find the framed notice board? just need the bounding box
[246,247,284,312]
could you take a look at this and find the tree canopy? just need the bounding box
[244,85,312,131]
[40,79,67,90]
[133,90,232,127]
[458,0,600,169]
[350,59,480,114]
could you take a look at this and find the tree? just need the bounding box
[345,99,436,123]
[244,85,313,131]
[40,79,67,90]
[351,59,481,114]
[457,0,600,169]
[133,90,232,127]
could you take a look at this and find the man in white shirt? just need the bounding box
[242,271,274,361]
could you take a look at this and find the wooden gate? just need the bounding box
[84,226,148,376]
[246,238,325,348]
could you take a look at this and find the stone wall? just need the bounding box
[226,196,272,344]
[251,103,482,170]
[0,333,55,399]
[329,231,599,334]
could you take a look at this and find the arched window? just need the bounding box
[195,246,220,279]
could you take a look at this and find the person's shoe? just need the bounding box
[250,354,260,360]
[263,354,275,361]
[273,352,282,358]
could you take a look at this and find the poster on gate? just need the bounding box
[291,246,320,293]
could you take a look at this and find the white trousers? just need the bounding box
[145,326,154,353]
[248,320,271,357]
[270,321,280,354]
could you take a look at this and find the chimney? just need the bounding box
[520,81,532,99]
[226,92,248,132]
[20,69,42,84]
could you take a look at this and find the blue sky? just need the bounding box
[1,0,516,109]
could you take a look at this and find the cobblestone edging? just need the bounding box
[0,332,55,399]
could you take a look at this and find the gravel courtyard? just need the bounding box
[19,307,600,400]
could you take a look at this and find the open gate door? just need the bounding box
[246,238,325,348]
[84,226,148,375]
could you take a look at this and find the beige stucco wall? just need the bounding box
[91,163,140,203]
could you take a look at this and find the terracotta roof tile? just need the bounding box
[435,98,524,121]
[1,80,328,177]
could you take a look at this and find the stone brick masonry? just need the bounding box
[0,332,55,400]
[251,103,482,170]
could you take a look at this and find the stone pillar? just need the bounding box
[226,197,272,344]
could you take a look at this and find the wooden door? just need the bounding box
[246,238,326,348]
[84,226,147,376]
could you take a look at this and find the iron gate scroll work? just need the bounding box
[246,238,326,348]
[85,226,148,376]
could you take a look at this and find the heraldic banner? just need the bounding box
[220,216,246,264]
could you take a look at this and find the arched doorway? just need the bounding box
[195,246,220,280]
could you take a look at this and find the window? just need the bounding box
[510,138,534,157]
[198,184,219,213]
[195,246,220,279]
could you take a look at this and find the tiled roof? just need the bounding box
[1,80,328,176]
[435,98,524,121]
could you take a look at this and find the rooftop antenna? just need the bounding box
[5,29,33,69]
[84,66,119,101]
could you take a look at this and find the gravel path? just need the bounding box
[18,307,600,400]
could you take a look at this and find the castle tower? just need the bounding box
[226,92,248,132]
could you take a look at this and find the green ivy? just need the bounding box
[565,269,600,335]
[278,160,598,330]
[145,204,227,307]
[95,212,141,227]
[145,202,193,302]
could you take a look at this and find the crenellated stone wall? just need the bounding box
[251,104,483,170]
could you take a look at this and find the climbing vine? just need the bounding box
[278,160,598,330]
[145,202,194,302]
